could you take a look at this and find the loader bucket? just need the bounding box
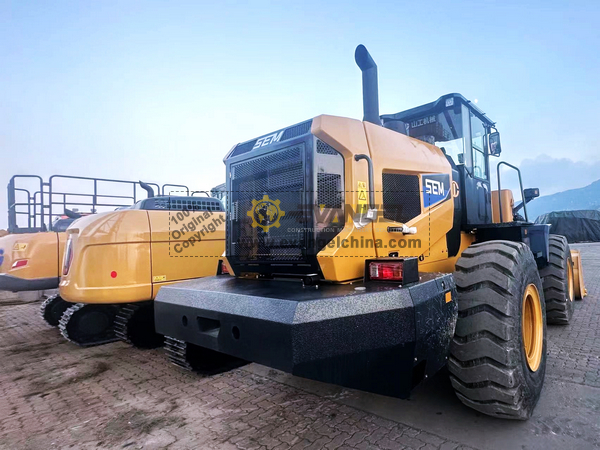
[571,249,587,299]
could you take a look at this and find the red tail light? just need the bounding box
[365,257,419,285]
[221,263,230,275]
[12,259,28,269]
[369,262,404,281]
[62,237,74,276]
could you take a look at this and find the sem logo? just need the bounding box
[422,174,450,208]
[425,179,445,196]
[252,130,284,150]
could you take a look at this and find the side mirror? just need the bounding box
[489,132,502,156]
[524,188,540,202]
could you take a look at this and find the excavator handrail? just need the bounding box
[7,175,44,233]
[496,161,528,222]
[161,184,190,196]
[7,174,195,233]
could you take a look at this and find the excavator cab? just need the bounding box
[382,94,498,226]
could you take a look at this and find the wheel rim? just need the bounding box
[567,259,574,301]
[522,283,543,372]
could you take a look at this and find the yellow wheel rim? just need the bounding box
[567,259,574,301]
[522,283,543,372]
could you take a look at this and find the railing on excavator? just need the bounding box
[7,175,192,234]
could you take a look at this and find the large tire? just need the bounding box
[539,235,574,324]
[449,240,547,420]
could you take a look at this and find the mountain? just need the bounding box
[525,179,600,221]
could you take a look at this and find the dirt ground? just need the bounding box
[1,244,599,450]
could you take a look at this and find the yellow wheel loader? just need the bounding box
[153,45,583,420]
[58,184,226,348]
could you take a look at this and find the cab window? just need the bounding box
[406,108,465,166]
[470,112,488,179]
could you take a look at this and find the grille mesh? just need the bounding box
[282,120,312,141]
[316,140,339,155]
[151,198,222,211]
[230,140,257,158]
[231,145,305,261]
[382,173,421,223]
[317,174,342,209]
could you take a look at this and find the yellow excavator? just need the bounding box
[0,175,196,325]
[57,183,226,348]
[153,45,584,420]
[0,214,72,294]
[1,175,165,300]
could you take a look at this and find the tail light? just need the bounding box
[62,237,74,276]
[221,263,230,275]
[12,259,28,269]
[365,257,419,285]
[369,262,403,281]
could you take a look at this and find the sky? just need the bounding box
[1,0,599,229]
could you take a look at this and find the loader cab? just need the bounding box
[381,93,498,227]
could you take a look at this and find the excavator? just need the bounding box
[56,183,226,348]
[153,45,585,419]
[0,175,172,304]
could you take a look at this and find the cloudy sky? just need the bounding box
[1,0,599,229]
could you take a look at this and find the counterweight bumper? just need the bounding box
[0,274,59,292]
[155,273,457,398]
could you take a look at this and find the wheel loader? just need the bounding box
[56,183,226,348]
[153,45,585,419]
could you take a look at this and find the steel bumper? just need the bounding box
[155,273,457,398]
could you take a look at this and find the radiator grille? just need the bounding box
[231,145,306,261]
[382,173,421,223]
[148,198,222,211]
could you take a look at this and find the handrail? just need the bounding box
[7,174,192,232]
[161,184,190,196]
[8,175,43,233]
[496,161,528,222]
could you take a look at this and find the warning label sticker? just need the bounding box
[357,181,368,213]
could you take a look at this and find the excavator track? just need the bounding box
[165,336,194,370]
[40,295,70,327]
[59,303,120,347]
[165,335,247,374]
[114,302,164,349]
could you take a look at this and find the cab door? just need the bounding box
[460,109,492,226]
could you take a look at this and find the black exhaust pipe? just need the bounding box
[355,45,380,126]
[139,181,155,198]
[64,208,82,219]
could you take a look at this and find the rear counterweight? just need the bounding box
[155,273,456,398]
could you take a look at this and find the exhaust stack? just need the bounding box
[64,208,82,219]
[355,45,380,126]
[139,181,155,198]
